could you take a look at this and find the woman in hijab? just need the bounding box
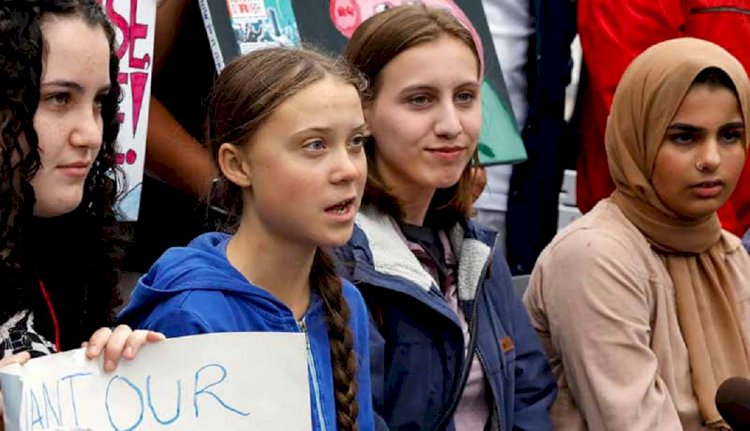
[523,37,750,430]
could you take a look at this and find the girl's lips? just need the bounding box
[325,198,356,222]
[691,184,724,199]
[426,147,466,162]
[57,165,90,177]
[690,179,724,198]
[58,159,91,175]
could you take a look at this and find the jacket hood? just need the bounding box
[118,232,289,322]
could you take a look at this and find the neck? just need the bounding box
[400,192,434,226]
[226,215,315,320]
[378,169,435,226]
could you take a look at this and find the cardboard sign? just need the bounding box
[100,0,156,221]
[0,333,311,431]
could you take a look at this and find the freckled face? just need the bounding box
[237,77,368,248]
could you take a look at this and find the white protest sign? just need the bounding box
[0,332,312,431]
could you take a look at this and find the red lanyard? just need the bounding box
[38,280,61,352]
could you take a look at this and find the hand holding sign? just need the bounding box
[83,325,166,372]
[0,333,311,431]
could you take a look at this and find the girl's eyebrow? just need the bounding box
[666,123,705,134]
[41,80,111,93]
[719,122,745,130]
[666,122,744,134]
[398,81,479,95]
[41,80,83,92]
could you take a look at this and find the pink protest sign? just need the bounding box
[101,0,156,221]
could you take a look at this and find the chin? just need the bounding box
[433,176,464,190]
[317,230,355,248]
[680,205,722,221]
[34,200,83,218]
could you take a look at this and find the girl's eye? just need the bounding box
[669,133,695,145]
[456,92,476,104]
[45,92,71,106]
[303,139,325,150]
[94,94,106,111]
[721,130,744,144]
[350,135,368,149]
[407,95,430,106]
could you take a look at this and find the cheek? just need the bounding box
[724,147,747,183]
[651,155,681,196]
[464,109,482,142]
[32,112,52,152]
[258,163,307,199]
[32,111,69,161]
[355,154,367,187]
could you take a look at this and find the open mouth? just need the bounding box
[326,197,355,214]
[692,179,724,188]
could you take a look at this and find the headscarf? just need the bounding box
[606,37,750,428]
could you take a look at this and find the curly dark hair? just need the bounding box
[0,0,123,350]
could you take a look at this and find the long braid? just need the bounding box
[312,249,359,431]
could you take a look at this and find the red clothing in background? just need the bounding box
[577,0,750,235]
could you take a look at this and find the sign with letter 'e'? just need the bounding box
[0,332,311,431]
[98,0,157,222]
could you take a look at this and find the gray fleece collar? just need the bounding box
[355,207,491,301]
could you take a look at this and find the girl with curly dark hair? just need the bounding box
[0,0,163,375]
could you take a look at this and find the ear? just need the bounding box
[217,142,252,188]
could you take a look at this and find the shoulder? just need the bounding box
[526,202,655,319]
[340,279,370,348]
[341,279,368,321]
[134,289,226,334]
[538,200,650,276]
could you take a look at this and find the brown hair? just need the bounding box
[692,66,739,95]
[205,47,365,430]
[344,4,480,227]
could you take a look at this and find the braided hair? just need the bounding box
[205,47,365,430]
[313,249,360,430]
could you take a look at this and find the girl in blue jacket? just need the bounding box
[119,48,374,431]
[336,5,556,430]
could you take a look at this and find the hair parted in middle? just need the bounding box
[344,4,482,227]
[204,46,366,431]
[0,0,123,349]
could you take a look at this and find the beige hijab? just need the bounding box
[607,37,750,428]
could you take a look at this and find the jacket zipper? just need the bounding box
[690,6,750,15]
[477,349,502,431]
[298,318,328,431]
[433,234,499,430]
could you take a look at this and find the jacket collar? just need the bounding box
[353,206,494,301]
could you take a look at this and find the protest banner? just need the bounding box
[0,332,311,431]
[99,0,156,221]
